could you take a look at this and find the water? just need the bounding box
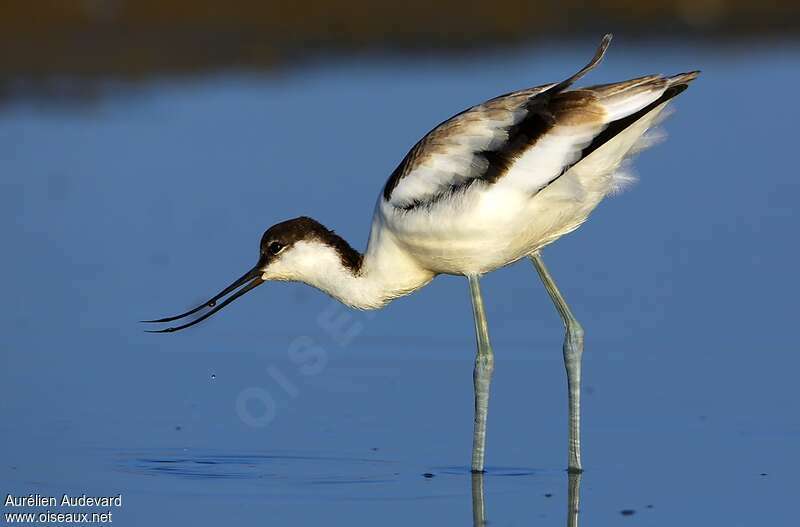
[2,39,799,525]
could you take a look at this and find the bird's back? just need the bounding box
[374,37,698,275]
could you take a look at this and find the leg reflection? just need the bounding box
[469,470,581,527]
[567,471,582,527]
[471,472,486,527]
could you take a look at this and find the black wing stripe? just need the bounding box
[394,102,557,211]
[533,83,689,195]
[477,100,556,185]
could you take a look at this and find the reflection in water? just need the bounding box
[471,473,486,526]
[115,449,399,484]
[567,472,581,527]
[471,471,582,527]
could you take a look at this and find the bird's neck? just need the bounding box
[289,220,434,310]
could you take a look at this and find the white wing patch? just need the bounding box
[386,105,525,208]
[502,123,604,193]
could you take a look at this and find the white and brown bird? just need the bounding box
[146,34,698,473]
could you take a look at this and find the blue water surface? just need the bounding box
[1,37,798,525]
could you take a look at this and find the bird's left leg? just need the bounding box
[529,252,584,473]
[468,275,495,473]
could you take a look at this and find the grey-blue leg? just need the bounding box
[530,252,584,472]
[468,275,494,473]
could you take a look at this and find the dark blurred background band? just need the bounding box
[2,0,798,83]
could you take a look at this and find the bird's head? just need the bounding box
[144,216,362,332]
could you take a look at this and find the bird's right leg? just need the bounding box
[468,275,495,473]
[529,251,584,472]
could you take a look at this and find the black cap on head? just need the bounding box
[260,217,362,272]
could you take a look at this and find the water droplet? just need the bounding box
[210,374,216,381]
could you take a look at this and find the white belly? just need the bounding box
[379,179,603,275]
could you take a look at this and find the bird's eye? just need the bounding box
[268,241,285,255]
